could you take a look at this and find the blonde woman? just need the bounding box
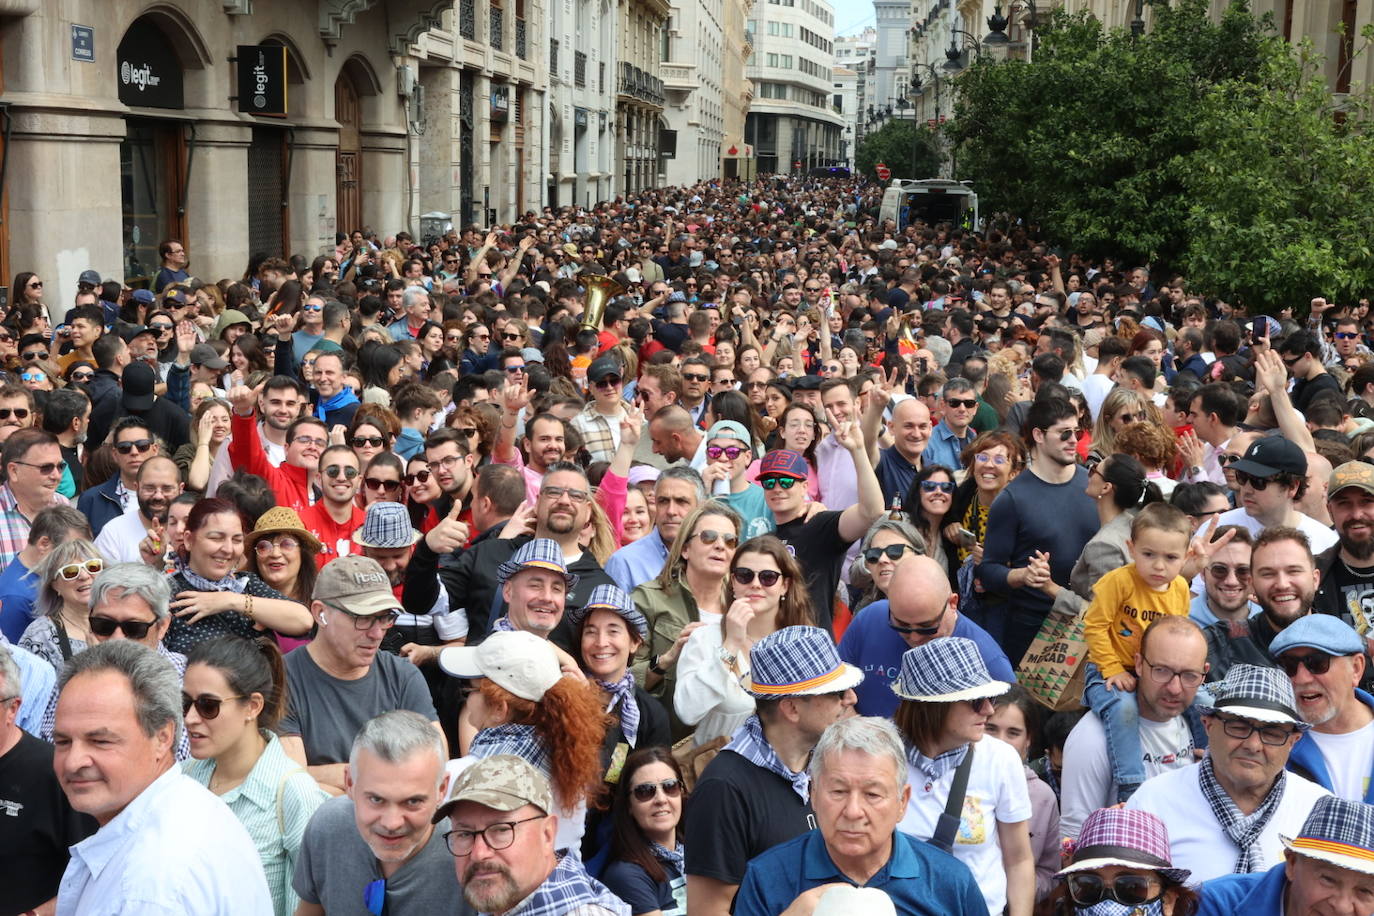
[1088,387,1156,466]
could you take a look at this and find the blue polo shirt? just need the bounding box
[1196,861,1286,916]
[733,828,985,916]
[604,531,670,593]
[0,555,38,642]
[875,446,922,506]
[838,599,1015,717]
[922,420,976,472]
[1188,591,1261,628]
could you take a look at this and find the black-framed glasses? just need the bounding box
[889,605,946,636]
[330,606,401,630]
[593,375,623,388]
[732,567,782,587]
[445,813,548,856]
[1139,654,1206,688]
[456,427,478,438]
[760,476,798,490]
[682,372,710,382]
[114,438,154,455]
[1335,331,1361,340]
[865,544,916,565]
[89,614,155,639]
[365,477,402,492]
[57,558,104,580]
[920,480,956,494]
[1211,711,1298,746]
[695,529,739,549]
[540,485,590,504]
[631,778,684,802]
[351,436,386,448]
[70,371,94,383]
[1065,873,1163,908]
[182,692,246,719]
[324,465,360,480]
[502,332,523,341]
[707,445,746,461]
[1234,470,1273,491]
[1277,652,1333,678]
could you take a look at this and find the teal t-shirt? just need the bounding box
[724,484,775,539]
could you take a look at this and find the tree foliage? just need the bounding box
[855,119,943,183]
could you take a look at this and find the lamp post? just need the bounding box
[943,28,983,72]
[911,63,941,123]
[983,0,1040,54]
[1130,0,1146,36]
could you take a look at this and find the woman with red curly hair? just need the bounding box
[442,629,609,853]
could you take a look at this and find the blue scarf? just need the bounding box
[314,385,359,421]
[174,557,247,594]
[598,672,639,747]
[650,841,684,874]
[724,714,810,803]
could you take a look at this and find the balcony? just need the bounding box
[618,61,665,106]
[490,5,504,50]
[660,62,698,93]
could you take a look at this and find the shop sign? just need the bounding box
[237,45,288,117]
[72,25,95,63]
[116,19,184,109]
[491,85,510,122]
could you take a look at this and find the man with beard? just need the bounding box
[77,417,153,537]
[1314,463,1374,655]
[204,376,307,492]
[436,754,626,916]
[94,456,182,562]
[494,377,568,503]
[298,445,365,567]
[228,382,326,513]
[293,710,473,915]
[1061,617,1209,838]
[1206,527,1321,682]
[1271,615,1374,802]
[1190,526,1262,627]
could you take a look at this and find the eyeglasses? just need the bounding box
[452,427,477,439]
[21,372,46,383]
[21,350,48,362]
[682,373,710,383]
[405,469,433,485]
[804,286,822,292]
[87,614,156,640]
[864,543,916,565]
[974,452,1008,466]
[1065,873,1163,908]
[594,375,622,388]
[1053,427,1077,442]
[113,438,154,455]
[733,567,782,587]
[351,436,386,449]
[945,398,977,409]
[1212,711,1298,746]
[1218,453,1243,466]
[695,529,739,548]
[1139,654,1206,688]
[920,480,956,494]
[181,693,246,720]
[631,778,684,802]
[254,536,301,555]
[540,485,591,504]
[1115,412,1141,424]
[13,459,65,475]
[331,606,401,630]
[0,334,12,344]
[444,814,548,856]
[366,477,403,492]
[1234,470,1274,491]
[707,445,746,461]
[324,465,360,480]
[70,371,94,383]
[964,696,996,713]
[744,381,768,390]
[888,605,946,636]
[57,558,104,580]
[291,435,328,449]
[504,364,527,374]
[1277,652,1333,678]
[0,408,29,421]
[1335,332,1360,340]
[1206,563,1250,581]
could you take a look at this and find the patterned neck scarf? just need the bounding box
[174,557,247,594]
[1197,753,1287,873]
[491,616,516,633]
[1076,901,1165,916]
[469,723,552,778]
[723,714,810,804]
[650,841,684,874]
[597,672,639,746]
[908,743,969,784]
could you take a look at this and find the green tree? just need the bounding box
[855,119,943,183]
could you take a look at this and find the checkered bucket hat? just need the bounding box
[742,626,864,698]
[497,537,579,588]
[351,501,421,549]
[1059,807,1191,885]
[566,583,648,641]
[890,636,1010,702]
[1282,795,1374,877]
[1204,663,1308,727]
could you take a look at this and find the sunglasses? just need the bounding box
[150,323,174,332]
[504,364,527,374]
[405,469,433,485]
[21,350,49,362]
[113,438,154,455]
[1116,412,1141,424]
[920,480,956,494]
[682,373,710,382]
[302,304,323,312]
[1277,652,1333,677]
[630,778,684,802]
[70,371,94,383]
[732,567,782,587]
[27,281,42,289]
[888,606,945,636]
[57,558,104,580]
[707,445,746,461]
[945,398,977,409]
[13,459,65,475]
[502,332,523,341]
[1335,331,1360,340]
[456,427,478,438]
[1065,873,1162,908]
[254,536,300,554]
[351,436,386,448]
[366,477,402,492]
[324,465,360,479]
[181,693,246,720]
[696,529,739,548]
[0,334,12,344]
[593,375,622,388]
[89,614,156,639]
[866,543,919,566]
[1053,427,1077,442]
[1234,470,1275,491]
[1218,453,1242,466]
[21,372,46,383]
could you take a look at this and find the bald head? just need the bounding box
[652,404,695,434]
[650,405,700,462]
[889,398,933,463]
[887,555,956,647]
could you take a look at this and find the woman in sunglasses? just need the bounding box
[1089,388,1156,467]
[18,540,107,670]
[361,452,406,509]
[901,464,958,584]
[182,636,328,916]
[404,456,442,530]
[632,502,742,738]
[603,747,689,916]
[850,518,927,615]
[675,534,814,747]
[345,405,399,470]
[1047,807,1197,916]
[178,397,232,494]
[244,508,321,653]
[164,498,314,654]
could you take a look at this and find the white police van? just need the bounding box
[878,179,979,230]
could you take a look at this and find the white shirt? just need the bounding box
[93,505,149,563]
[898,735,1032,916]
[673,623,754,747]
[1215,506,1338,556]
[1060,710,1196,839]
[58,767,272,915]
[1082,374,1115,420]
[1308,723,1374,801]
[1125,759,1331,883]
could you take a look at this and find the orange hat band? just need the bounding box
[1291,837,1374,863]
[750,665,848,695]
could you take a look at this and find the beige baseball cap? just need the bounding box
[311,555,403,618]
[432,754,553,823]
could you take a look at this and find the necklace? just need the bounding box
[1341,557,1374,579]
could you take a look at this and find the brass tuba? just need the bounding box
[580,274,626,331]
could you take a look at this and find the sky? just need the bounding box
[831,0,876,37]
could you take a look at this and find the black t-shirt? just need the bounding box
[1292,372,1344,414]
[682,750,816,886]
[0,731,97,915]
[774,510,849,633]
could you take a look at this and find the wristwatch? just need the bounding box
[649,655,668,676]
[717,646,738,668]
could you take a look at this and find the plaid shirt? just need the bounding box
[569,403,623,464]
[469,723,552,778]
[0,484,70,570]
[499,852,630,916]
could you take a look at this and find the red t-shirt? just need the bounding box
[298,502,367,569]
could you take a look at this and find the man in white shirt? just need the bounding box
[52,640,271,915]
[1062,616,1208,838]
[1271,615,1374,803]
[1127,664,1331,884]
[93,456,182,563]
[1215,437,1338,555]
[1181,383,1243,486]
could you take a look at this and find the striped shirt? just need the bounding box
[183,732,327,916]
[0,484,70,571]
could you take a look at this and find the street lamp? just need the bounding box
[1130,0,1146,36]
[911,64,942,123]
[943,28,983,71]
[984,0,1040,46]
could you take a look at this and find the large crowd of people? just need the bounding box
[2,174,1373,916]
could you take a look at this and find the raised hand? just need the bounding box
[1177,428,1205,470]
[228,381,264,417]
[502,375,532,414]
[175,320,198,355]
[138,517,166,568]
[618,404,644,448]
[425,499,471,554]
[722,598,758,656]
[498,500,537,539]
[1253,348,1289,396]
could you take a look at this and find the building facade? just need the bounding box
[545,0,618,208]
[871,0,911,110]
[661,0,727,186]
[744,0,844,173]
[721,0,755,179]
[615,0,669,194]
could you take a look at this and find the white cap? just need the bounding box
[813,886,896,916]
[439,630,561,702]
